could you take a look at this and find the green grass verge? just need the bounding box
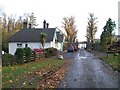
[2,58,64,88]
[100,54,120,72]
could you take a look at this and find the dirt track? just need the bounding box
[58,49,119,88]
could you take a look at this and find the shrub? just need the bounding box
[44,48,51,57]
[51,47,58,56]
[15,48,25,64]
[2,48,36,66]
[44,47,58,57]
[2,54,16,66]
[15,48,36,64]
[24,47,32,62]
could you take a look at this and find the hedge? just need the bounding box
[2,54,16,66]
[2,47,58,66]
[2,47,36,66]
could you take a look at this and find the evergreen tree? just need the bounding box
[100,18,116,50]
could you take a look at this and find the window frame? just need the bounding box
[17,43,22,47]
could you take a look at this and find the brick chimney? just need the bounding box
[23,21,27,29]
[43,20,46,28]
[46,23,49,28]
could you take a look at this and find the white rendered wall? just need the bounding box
[9,42,52,55]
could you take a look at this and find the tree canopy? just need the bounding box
[62,16,77,43]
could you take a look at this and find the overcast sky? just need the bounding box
[0,0,119,41]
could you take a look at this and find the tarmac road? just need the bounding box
[58,49,119,88]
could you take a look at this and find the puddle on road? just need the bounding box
[78,50,87,59]
[80,57,87,59]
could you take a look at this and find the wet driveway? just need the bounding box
[58,49,119,88]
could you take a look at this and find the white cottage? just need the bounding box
[9,21,65,55]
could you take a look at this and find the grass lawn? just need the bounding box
[100,54,120,72]
[2,58,64,88]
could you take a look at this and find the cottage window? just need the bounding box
[17,43,22,47]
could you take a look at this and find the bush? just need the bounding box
[2,48,36,66]
[15,48,25,64]
[51,47,58,56]
[44,47,58,57]
[44,48,51,57]
[15,48,36,64]
[2,54,16,66]
[24,47,32,62]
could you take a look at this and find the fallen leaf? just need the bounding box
[16,79,18,81]
[50,85,55,88]
[9,80,13,83]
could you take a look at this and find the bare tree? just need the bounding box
[2,13,23,52]
[23,13,38,28]
[29,13,38,28]
[86,13,98,50]
[15,16,23,32]
[7,15,16,37]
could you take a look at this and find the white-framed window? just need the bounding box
[17,43,22,47]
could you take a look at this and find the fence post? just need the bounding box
[23,53,27,63]
[31,52,34,61]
